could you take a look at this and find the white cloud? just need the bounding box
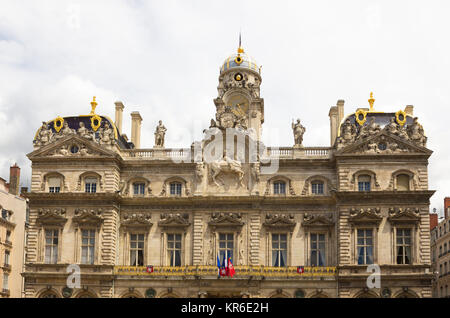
[0,0,449,215]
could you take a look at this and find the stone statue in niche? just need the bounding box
[292,119,306,147]
[407,117,427,147]
[154,120,167,148]
[35,121,54,146]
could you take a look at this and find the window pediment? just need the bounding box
[302,213,334,229]
[263,213,296,230]
[349,208,382,226]
[73,208,103,226]
[121,212,153,230]
[158,213,190,229]
[36,208,67,226]
[208,213,243,230]
[388,207,420,225]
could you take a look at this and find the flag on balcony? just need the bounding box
[297,266,304,274]
[228,257,235,278]
[217,255,221,278]
[146,265,154,273]
[218,254,227,277]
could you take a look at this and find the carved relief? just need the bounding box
[263,213,296,230]
[121,212,153,230]
[36,208,67,226]
[158,213,190,229]
[73,208,103,226]
[407,117,427,147]
[302,213,334,229]
[348,208,382,226]
[387,207,420,225]
[208,157,245,189]
[209,213,244,230]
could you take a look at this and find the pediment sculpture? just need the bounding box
[36,208,67,226]
[121,212,153,230]
[387,207,420,225]
[73,208,103,226]
[349,207,382,226]
[209,212,244,230]
[158,213,190,229]
[263,213,296,230]
[302,213,334,229]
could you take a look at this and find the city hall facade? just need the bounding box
[23,44,433,298]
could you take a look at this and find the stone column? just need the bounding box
[114,101,124,134]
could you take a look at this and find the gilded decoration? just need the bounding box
[395,110,407,126]
[355,109,367,126]
[53,116,64,133]
[90,114,102,132]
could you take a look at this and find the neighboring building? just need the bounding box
[23,43,434,298]
[431,201,450,298]
[0,164,28,297]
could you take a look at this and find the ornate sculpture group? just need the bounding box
[34,120,116,148]
[336,116,427,151]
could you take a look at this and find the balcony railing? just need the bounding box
[114,265,337,278]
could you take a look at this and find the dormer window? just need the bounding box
[85,177,97,193]
[311,181,324,195]
[358,175,371,192]
[48,177,61,193]
[273,181,286,195]
[133,183,145,196]
[170,182,182,196]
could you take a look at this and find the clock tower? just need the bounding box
[214,41,264,140]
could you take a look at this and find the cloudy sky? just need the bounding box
[0,0,449,217]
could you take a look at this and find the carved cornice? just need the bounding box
[348,208,382,227]
[387,207,421,225]
[73,208,103,226]
[263,213,296,230]
[158,213,190,229]
[302,213,334,229]
[36,208,67,226]
[121,213,152,230]
[208,213,244,230]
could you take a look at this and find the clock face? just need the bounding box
[227,95,249,117]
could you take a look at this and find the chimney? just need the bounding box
[114,101,125,134]
[430,213,438,230]
[9,163,20,196]
[329,100,345,146]
[328,106,338,146]
[131,112,143,149]
[445,197,450,219]
[404,105,414,117]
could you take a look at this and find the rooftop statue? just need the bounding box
[292,119,306,148]
[154,120,167,148]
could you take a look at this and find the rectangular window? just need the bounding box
[273,182,286,195]
[272,234,287,267]
[167,234,182,266]
[130,233,145,266]
[81,229,95,264]
[358,181,371,191]
[5,230,11,242]
[396,229,412,264]
[2,209,9,220]
[218,233,233,264]
[311,182,324,195]
[170,183,182,196]
[310,233,326,266]
[357,229,374,265]
[133,183,145,195]
[85,178,97,193]
[48,177,61,193]
[44,229,58,264]
[2,274,8,290]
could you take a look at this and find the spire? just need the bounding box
[237,31,244,54]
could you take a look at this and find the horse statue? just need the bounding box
[208,156,245,188]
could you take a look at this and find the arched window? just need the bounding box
[48,177,61,193]
[396,174,410,191]
[311,181,324,195]
[170,182,182,196]
[358,175,371,192]
[273,181,286,195]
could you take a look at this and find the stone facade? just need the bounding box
[431,206,450,297]
[22,45,433,298]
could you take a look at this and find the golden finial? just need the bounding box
[90,96,98,114]
[368,92,375,111]
[237,32,244,53]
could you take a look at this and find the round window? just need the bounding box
[70,145,79,154]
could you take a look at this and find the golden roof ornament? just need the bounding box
[368,92,375,111]
[237,32,244,53]
[90,96,98,115]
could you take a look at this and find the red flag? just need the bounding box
[146,266,154,273]
[228,257,235,278]
[297,266,304,274]
[220,268,227,276]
